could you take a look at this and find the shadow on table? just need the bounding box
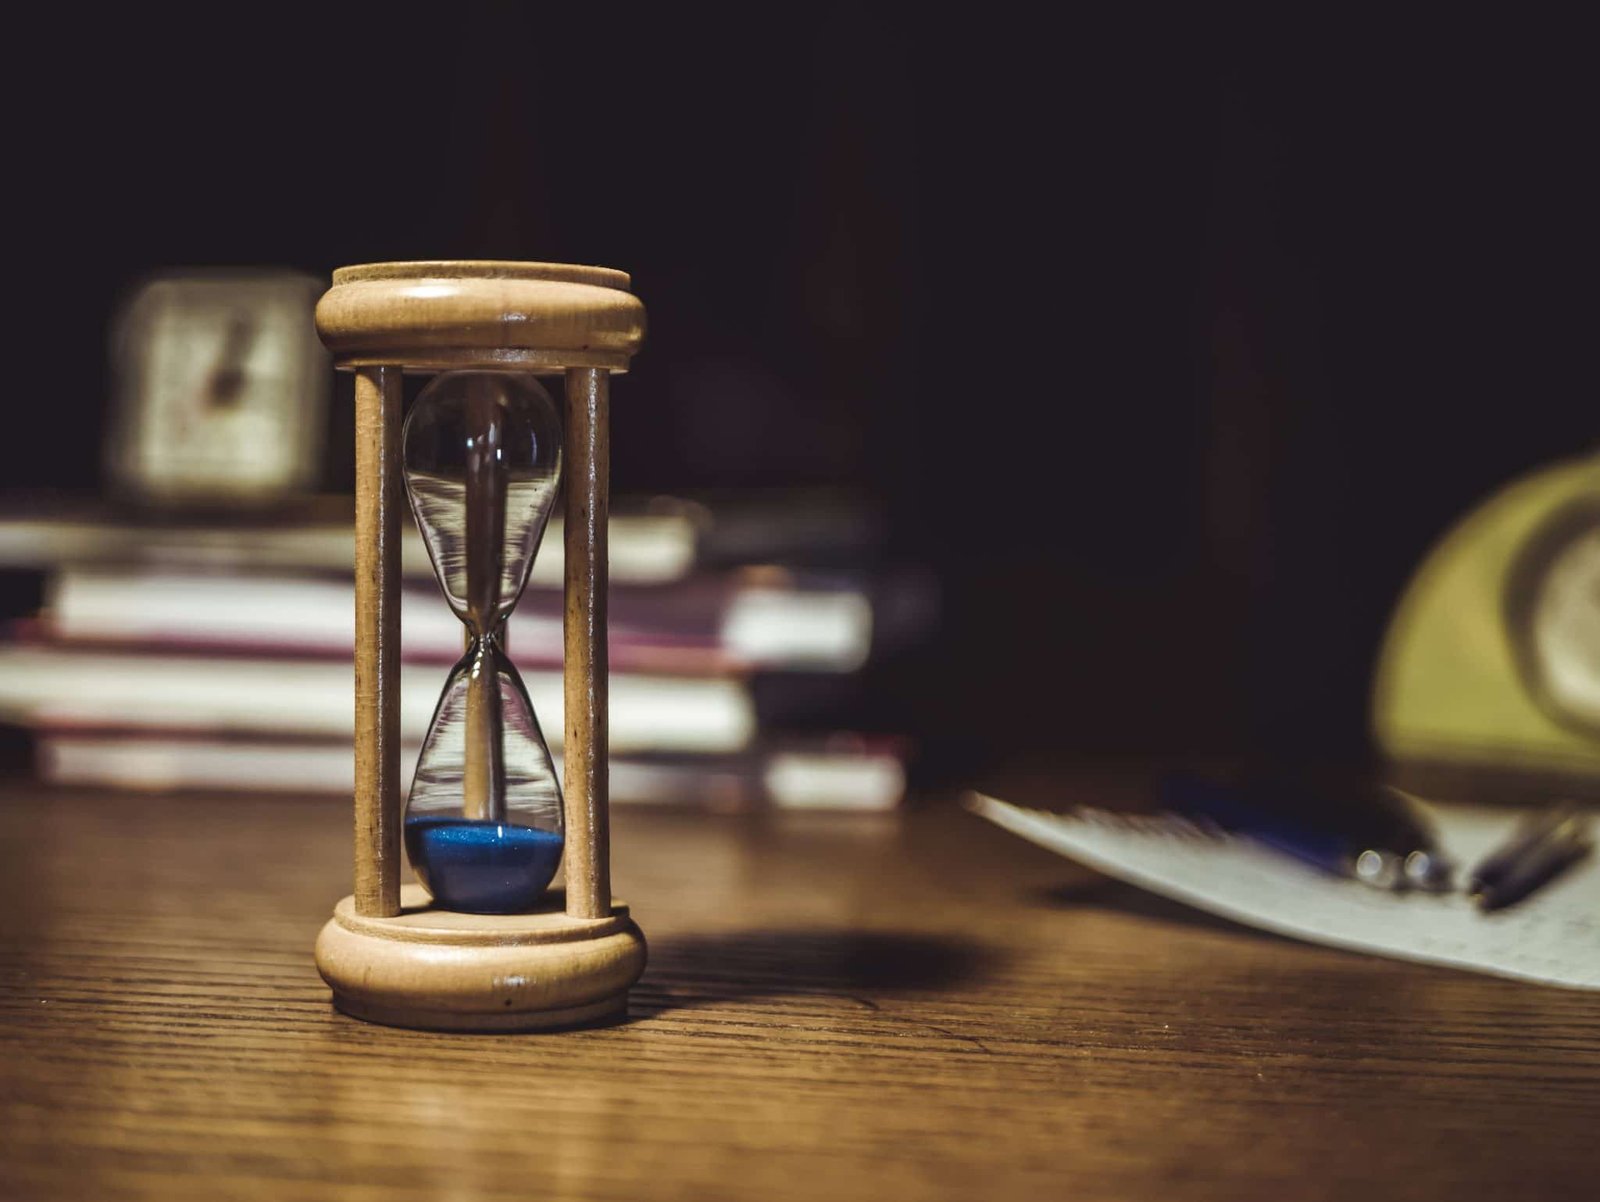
[632,928,1001,1020]
[1028,876,1306,946]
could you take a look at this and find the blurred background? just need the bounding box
[0,7,1595,802]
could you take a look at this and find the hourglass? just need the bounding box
[312,262,647,1030]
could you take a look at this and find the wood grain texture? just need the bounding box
[563,367,611,920]
[316,887,646,1031]
[353,366,402,917]
[1,782,1596,1201]
[332,261,631,289]
[315,263,645,374]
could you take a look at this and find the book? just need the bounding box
[0,499,698,586]
[33,564,875,673]
[38,732,906,811]
[0,646,753,754]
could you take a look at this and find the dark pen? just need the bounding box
[1161,774,1453,892]
[1467,804,1593,912]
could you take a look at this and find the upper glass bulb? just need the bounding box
[403,371,563,637]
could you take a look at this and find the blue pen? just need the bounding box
[1160,774,1453,892]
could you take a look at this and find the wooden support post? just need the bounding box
[563,367,611,920]
[353,365,403,918]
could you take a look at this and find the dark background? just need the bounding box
[4,8,1593,779]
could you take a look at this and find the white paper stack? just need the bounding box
[969,793,1600,990]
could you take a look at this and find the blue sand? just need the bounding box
[405,817,564,913]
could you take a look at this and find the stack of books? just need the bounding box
[0,496,926,811]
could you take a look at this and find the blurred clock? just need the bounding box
[1508,495,1600,737]
[1372,456,1600,780]
[106,271,329,507]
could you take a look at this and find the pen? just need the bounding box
[1467,804,1593,912]
[1160,774,1453,892]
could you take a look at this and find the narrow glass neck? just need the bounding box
[462,623,507,655]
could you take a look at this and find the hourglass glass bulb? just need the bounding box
[404,371,563,634]
[402,371,565,913]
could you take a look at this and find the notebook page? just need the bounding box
[969,794,1600,990]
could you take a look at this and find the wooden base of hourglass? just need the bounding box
[315,886,647,1031]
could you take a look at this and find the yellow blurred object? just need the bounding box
[1373,455,1600,777]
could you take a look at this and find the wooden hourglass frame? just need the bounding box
[312,261,646,1030]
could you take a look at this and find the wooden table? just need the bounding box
[1,783,1596,1200]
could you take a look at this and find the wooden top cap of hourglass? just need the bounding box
[316,260,646,374]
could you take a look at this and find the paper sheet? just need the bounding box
[968,793,1600,990]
